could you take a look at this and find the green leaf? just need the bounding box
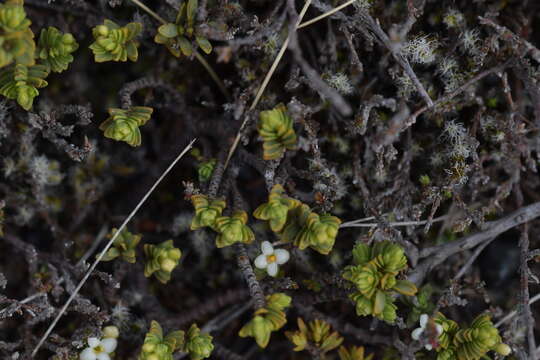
[373,290,386,316]
[178,36,193,56]
[158,23,179,38]
[392,279,417,296]
[352,243,371,266]
[186,0,198,31]
[195,36,212,54]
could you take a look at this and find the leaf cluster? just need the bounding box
[99,106,153,147]
[100,227,142,263]
[255,184,341,255]
[285,318,344,354]
[154,0,212,57]
[342,241,417,323]
[139,321,213,360]
[434,313,511,360]
[238,293,291,348]
[258,104,297,160]
[89,20,141,63]
[143,240,182,284]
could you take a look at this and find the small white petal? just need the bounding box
[267,262,279,277]
[100,338,117,353]
[274,249,290,264]
[419,314,429,328]
[80,348,97,360]
[96,353,110,360]
[435,323,443,335]
[254,255,268,269]
[261,241,274,255]
[425,344,433,351]
[88,338,100,348]
[411,327,424,340]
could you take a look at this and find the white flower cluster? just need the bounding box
[80,326,119,360]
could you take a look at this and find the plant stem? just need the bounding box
[297,0,357,29]
[128,0,230,99]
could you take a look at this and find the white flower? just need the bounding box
[411,314,443,351]
[254,241,290,277]
[80,327,119,360]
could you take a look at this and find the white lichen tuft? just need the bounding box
[326,73,355,95]
[460,29,481,55]
[401,36,439,65]
[443,9,464,28]
[29,156,63,186]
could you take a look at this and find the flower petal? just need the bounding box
[96,353,110,360]
[411,327,424,340]
[274,249,290,264]
[419,314,428,328]
[435,323,443,335]
[80,348,97,360]
[267,262,279,277]
[254,254,268,269]
[425,344,433,351]
[261,241,274,255]
[100,338,117,353]
[88,337,100,348]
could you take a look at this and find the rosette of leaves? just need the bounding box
[253,184,300,232]
[100,227,141,263]
[90,19,141,62]
[280,203,341,255]
[285,318,343,355]
[36,27,78,73]
[258,104,297,160]
[0,63,48,110]
[143,240,182,284]
[198,159,216,183]
[154,0,212,57]
[214,210,255,248]
[433,313,511,360]
[190,194,226,230]
[338,346,374,360]
[239,293,291,348]
[0,0,35,68]
[184,324,213,360]
[139,320,184,360]
[99,106,153,146]
[342,241,417,323]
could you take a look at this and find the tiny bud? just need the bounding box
[103,325,119,339]
[96,25,109,36]
[494,343,511,356]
